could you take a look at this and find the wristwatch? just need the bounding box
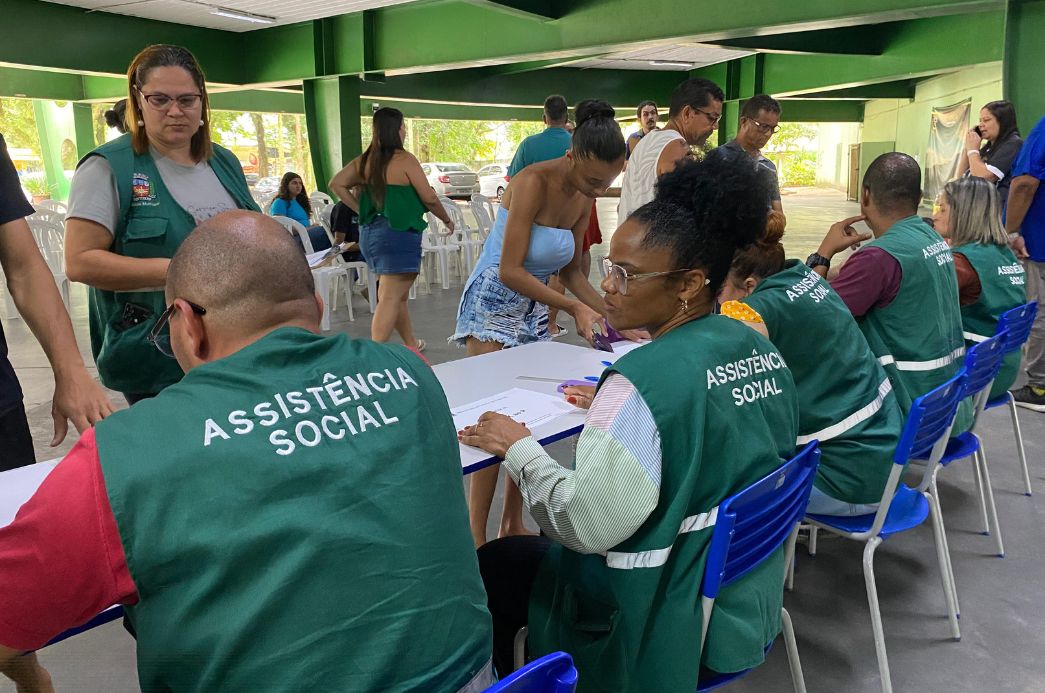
[805,252,831,270]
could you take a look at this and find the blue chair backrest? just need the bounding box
[894,369,966,463]
[701,442,820,600]
[485,652,579,693]
[960,332,1008,401]
[996,301,1038,354]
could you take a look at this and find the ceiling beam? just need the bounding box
[468,0,574,20]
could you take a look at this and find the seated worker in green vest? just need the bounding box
[933,176,1027,400]
[808,152,973,434]
[0,211,493,693]
[717,224,904,516]
[459,151,799,691]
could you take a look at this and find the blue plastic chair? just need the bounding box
[917,332,1009,559]
[805,371,966,693]
[696,442,820,693]
[485,651,578,693]
[981,301,1038,496]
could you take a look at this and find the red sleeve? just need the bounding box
[829,247,903,317]
[0,428,138,651]
[953,253,982,306]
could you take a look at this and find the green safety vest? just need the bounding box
[94,327,492,692]
[952,242,1026,400]
[527,315,799,692]
[858,216,972,433]
[79,134,259,394]
[744,261,903,505]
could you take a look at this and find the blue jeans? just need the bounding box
[805,485,880,516]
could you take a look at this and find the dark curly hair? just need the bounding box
[273,171,312,218]
[629,148,770,293]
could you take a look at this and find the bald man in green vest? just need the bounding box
[0,211,493,692]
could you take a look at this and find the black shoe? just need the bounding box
[1011,385,1045,412]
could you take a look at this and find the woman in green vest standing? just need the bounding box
[933,176,1027,399]
[459,151,800,690]
[65,44,258,405]
[717,225,904,515]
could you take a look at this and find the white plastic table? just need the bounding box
[433,340,646,473]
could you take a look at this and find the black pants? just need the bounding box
[122,392,156,406]
[0,403,35,471]
[477,535,551,676]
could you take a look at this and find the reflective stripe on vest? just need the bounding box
[963,331,991,343]
[605,507,719,570]
[877,345,965,372]
[796,377,893,445]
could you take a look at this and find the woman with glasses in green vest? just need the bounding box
[65,44,259,406]
[933,176,1027,399]
[717,225,904,516]
[459,150,800,690]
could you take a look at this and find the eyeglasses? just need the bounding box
[748,118,781,135]
[693,107,722,126]
[602,259,705,295]
[136,88,203,111]
[147,299,207,358]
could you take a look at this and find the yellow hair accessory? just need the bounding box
[720,300,764,324]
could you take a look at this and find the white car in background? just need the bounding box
[477,163,510,199]
[421,163,479,198]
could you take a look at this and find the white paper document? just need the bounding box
[452,388,576,468]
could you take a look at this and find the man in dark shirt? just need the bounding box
[0,133,113,471]
[718,94,786,232]
[626,100,659,159]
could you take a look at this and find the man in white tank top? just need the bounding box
[618,78,724,225]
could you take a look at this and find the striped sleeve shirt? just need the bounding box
[502,373,661,554]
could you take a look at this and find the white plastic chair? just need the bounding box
[26,218,70,308]
[318,225,369,322]
[272,215,342,330]
[469,194,496,241]
[309,191,333,208]
[36,199,67,217]
[421,212,460,290]
[440,198,483,277]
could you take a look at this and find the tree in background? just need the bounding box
[0,99,41,153]
[764,122,819,187]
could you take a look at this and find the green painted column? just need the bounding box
[1004,0,1045,135]
[73,102,96,158]
[303,75,362,195]
[32,100,71,200]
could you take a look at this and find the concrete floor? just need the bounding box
[2,188,1044,692]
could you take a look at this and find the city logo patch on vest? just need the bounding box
[131,172,157,206]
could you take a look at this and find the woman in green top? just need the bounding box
[717,225,903,515]
[329,107,453,349]
[933,176,1026,398]
[460,152,799,689]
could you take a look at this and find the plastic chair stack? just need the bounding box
[441,196,484,277]
[695,442,818,693]
[469,193,497,241]
[805,371,967,693]
[26,217,70,308]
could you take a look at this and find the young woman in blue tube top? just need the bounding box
[452,99,628,547]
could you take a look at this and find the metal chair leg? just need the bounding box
[862,538,893,693]
[925,488,961,636]
[976,441,1006,557]
[808,526,818,557]
[970,444,991,535]
[781,607,807,693]
[512,626,528,672]
[1008,397,1033,496]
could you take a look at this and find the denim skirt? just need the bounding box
[359,214,422,275]
[451,266,550,347]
